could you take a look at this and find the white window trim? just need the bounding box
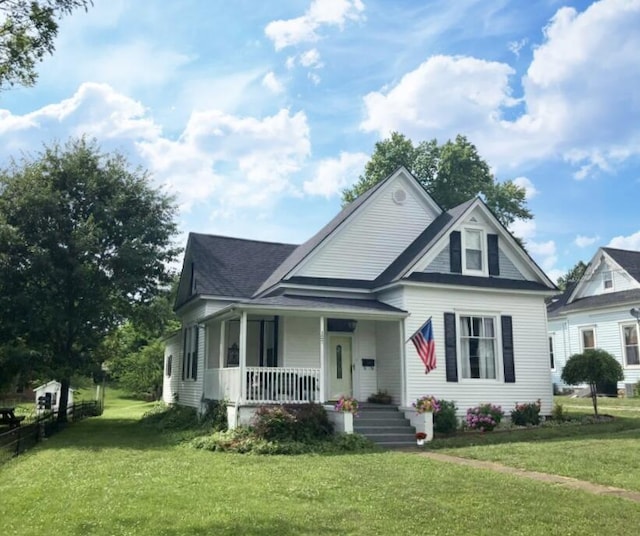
[183,324,199,381]
[579,325,597,352]
[602,270,614,292]
[456,311,502,382]
[462,226,488,276]
[548,334,556,371]
[619,322,640,369]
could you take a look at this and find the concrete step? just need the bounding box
[354,425,413,434]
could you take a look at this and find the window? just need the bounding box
[622,324,640,366]
[459,315,497,379]
[464,229,484,272]
[602,270,613,290]
[166,355,172,377]
[549,336,555,369]
[580,327,596,351]
[182,325,199,380]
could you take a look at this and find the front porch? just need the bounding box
[199,299,407,407]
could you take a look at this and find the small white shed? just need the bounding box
[34,380,75,413]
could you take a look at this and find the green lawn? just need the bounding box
[436,396,640,492]
[1,391,640,535]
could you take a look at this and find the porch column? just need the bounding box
[399,319,407,407]
[219,320,226,368]
[319,316,326,403]
[239,312,248,404]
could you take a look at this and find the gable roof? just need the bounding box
[254,166,442,296]
[548,288,640,317]
[175,233,297,309]
[602,247,640,282]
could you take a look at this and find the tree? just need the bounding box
[0,138,179,420]
[557,261,588,291]
[0,1,92,89]
[342,133,532,228]
[561,349,624,416]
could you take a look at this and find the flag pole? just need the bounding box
[405,316,433,343]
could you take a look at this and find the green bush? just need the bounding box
[140,403,199,431]
[252,403,333,442]
[465,403,504,432]
[434,399,458,434]
[510,400,541,426]
[551,402,567,422]
[201,399,228,432]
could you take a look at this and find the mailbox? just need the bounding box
[361,358,375,369]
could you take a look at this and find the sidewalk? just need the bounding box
[418,451,640,503]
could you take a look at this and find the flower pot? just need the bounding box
[416,439,425,446]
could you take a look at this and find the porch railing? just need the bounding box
[204,367,321,404]
[204,368,240,402]
[246,367,321,404]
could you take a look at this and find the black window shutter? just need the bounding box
[450,232,462,273]
[501,316,515,383]
[192,326,199,380]
[444,312,458,382]
[488,234,500,276]
[182,328,187,380]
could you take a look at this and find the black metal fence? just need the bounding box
[0,401,102,465]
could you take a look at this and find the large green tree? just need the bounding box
[0,138,179,420]
[342,132,531,228]
[0,1,92,89]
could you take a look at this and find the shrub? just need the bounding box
[510,400,541,426]
[434,399,458,434]
[140,403,200,431]
[252,403,333,442]
[367,390,393,404]
[551,403,567,422]
[465,403,503,432]
[201,399,228,432]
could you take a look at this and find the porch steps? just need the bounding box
[354,404,417,448]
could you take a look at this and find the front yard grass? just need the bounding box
[434,395,640,492]
[1,391,640,535]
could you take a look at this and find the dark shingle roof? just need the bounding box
[546,282,576,315]
[548,288,640,317]
[603,247,640,282]
[254,172,401,296]
[241,295,407,314]
[175,233,297,308]
[405,272,553,291]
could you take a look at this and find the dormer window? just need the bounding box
[464,228,485,274]
[602,270,613,291]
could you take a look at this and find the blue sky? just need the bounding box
[1,0,639,282]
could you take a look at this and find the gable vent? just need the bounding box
[392,188,407,205]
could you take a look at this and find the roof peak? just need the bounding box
[190,232,297,248]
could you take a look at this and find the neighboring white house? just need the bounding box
[163,168,557,429]
[34,380,74,413]
[548,246,640,394]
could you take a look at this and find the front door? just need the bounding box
[328,336,352,399]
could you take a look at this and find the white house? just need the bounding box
[34,380,74,413]
[163,168,557,431]
[548,246,640,394]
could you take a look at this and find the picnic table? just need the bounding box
[0,407,25,428]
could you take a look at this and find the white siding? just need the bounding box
[296,173,437,280]
[175,326,205,409]
[375,321,402,404]
[163,333,182,403]
[282,317,320,368]
[576,261,638,299]
[354,320,377,400]
[403,287,553,415]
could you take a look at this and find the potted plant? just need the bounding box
[415,431,427,446]
[413,395,440,414]
[334,396,359,415]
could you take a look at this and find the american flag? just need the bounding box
[410,318,436,374]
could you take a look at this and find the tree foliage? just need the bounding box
[0,1,92,89]
[561,349,624,416]
[556,260,588,291]
[0,138,179,418]
[342,132,532,228]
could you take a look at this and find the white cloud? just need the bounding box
[0,84,311,215]
[508,38,528,57]
[300,48,323,68]
[512,176,538,199]
[510,218,558,273]
[303,151,369,197]
[608,230,640,251]
[262,71,285,94]
[308,72,321,85]
[509,218,537,242]
[574,234,599,248]
[360,0,640,175]
[265,0,365,50]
